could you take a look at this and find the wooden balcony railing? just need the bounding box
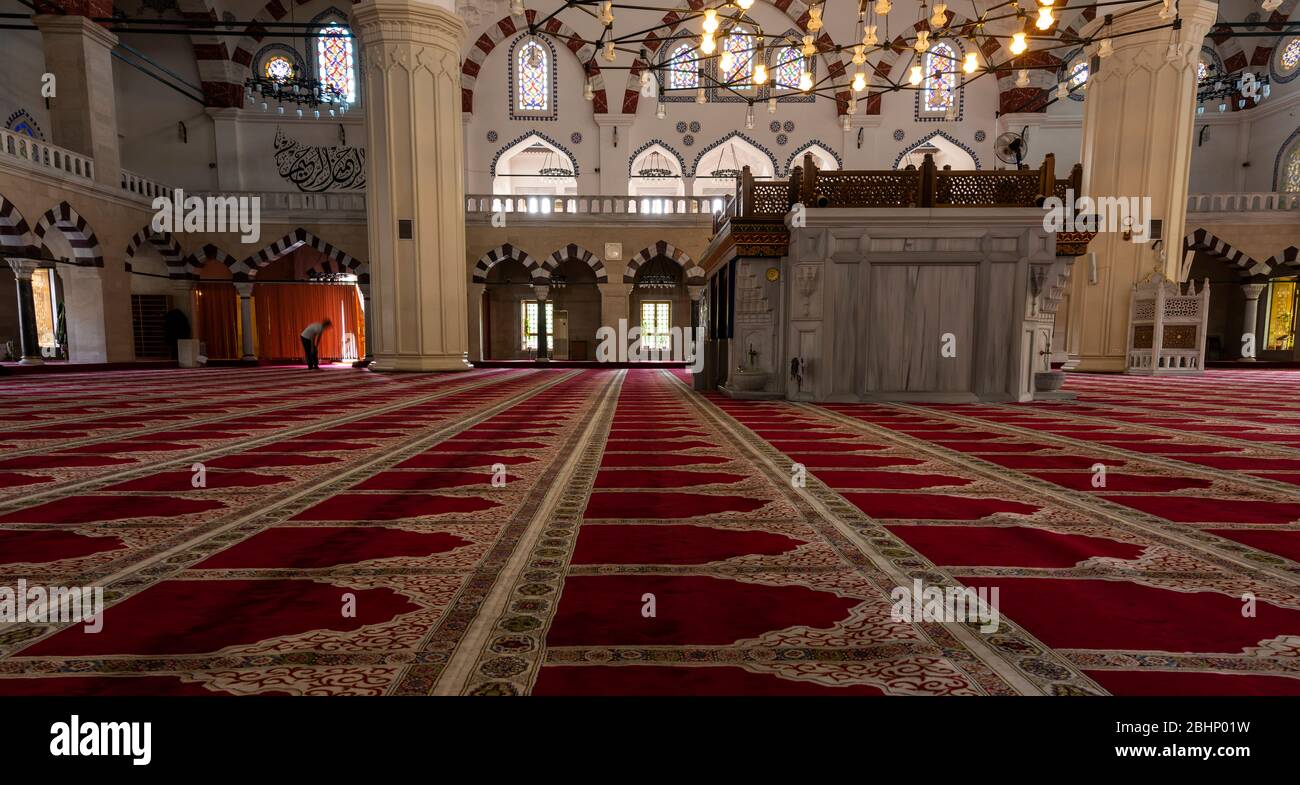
[718,152,1082,232]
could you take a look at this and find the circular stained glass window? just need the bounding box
[265,55,294,81]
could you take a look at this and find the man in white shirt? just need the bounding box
[300,318,332,370]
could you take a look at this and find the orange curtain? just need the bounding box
[193,282,239,359]
[253,283,365,362]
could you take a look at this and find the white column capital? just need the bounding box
[6,259,40,279]
[1240,282,1267,300]
[234,281,255,298]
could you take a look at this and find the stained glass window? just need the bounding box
[1282,38,1300,72]
[1196,59,1209,83]
[264,55,294,81]
[668,43,698,91]
[1265,280,1297,351]
[517,39,548,111]
[1286,145,1300,193]
[721,27,754,85]
[923,43,956,113]
[774,47,802,90]
[316,25,356,102]
[1070,60,1088,88]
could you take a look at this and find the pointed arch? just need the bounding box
[892,129,981,170]
[32,201,102,267]
[785,140,842,175]
[624,241,705,285]
[543,244,607,282]
[461,10,608,114]
[1185,228,1271,279]
[1265,246,1300,272]
[124,226,185,277]
[235,228,367,282]
[691,131,779,178]
[472,243,545,284]
[180,243,239,278]
[628,140,686,179]
[489,130,581,178]
[0,195,37,259]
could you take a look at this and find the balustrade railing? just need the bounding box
[720,152,1082,232]
[466,193,727,218]
[121,170,174,201]
[1187,192,1300,212]
[0,128,94,182]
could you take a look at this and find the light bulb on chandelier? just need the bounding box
[799,70,813,92]
[963,52,978,74]
[930,3,947,27]
[598,1,614,25]
[701,34,716,55]
[915,30,930,54]
[864,26,879,47]
[852,71,866,92]
[702,9,719,34]
[1010,31,1028,56]
[808,6,824,31]
[874,0,891,16]
[909,64,922,85]
[768,96,778,114]
[754,62,768,85]
[1035,8,1054,31]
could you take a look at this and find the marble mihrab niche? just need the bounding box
[273,128,365,192]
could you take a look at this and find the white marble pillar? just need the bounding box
[1240,282,1266,361]
[206,108,246,191]
[7,259,43,365]
[1072,0,1219,371]
[534,284,550,361]
[466,282,485,362]
[353,0,472,372]
[34,15,121,189]
[59,265,128,364]
[358,282,374,361]
[598,281,630,335]
[234,281,256,360]
[596,114,635,196]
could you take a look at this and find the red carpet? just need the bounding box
[2,366,1300,695]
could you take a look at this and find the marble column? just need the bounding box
[7,260,43,365]
[1071,0,1219,371]
[595,114,635,195]
[352,0,472,372]
[206,108,246,191]
[466,282,485,362]
[1240,282,1266,361]
[234,281,256,360]
[534,284,550,360]
[33,14,121,188]
[598,281,630,335]
[358,282,374,361]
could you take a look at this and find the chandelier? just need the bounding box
[637,151,676,179]
[1195,62,1270,113]
[539,150,575,180]
[710,142,741,179]
[635,258,680,289]
[512,0,1213,119]
[244,19,348,117]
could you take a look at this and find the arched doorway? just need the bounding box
[546,259,601,360]
[484,257,539,360]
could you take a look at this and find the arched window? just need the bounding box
[315,22,356,103]
[1284,144,1300,193]
[265,55,294,81]
[774,46,802,90]
[720,26,754,86]
[1284,39,1300,71]
[1277,37,1300,83]
[517,39,549,111]
[922,43,957,114]
[668,43,698,91]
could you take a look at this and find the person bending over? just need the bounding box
[300,318,332,370]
